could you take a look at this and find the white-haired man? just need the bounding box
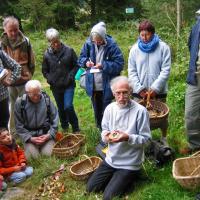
[14,80,58,159]
[1,16,35,136]
[87,76,151,200]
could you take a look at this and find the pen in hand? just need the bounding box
[86,58,94,67]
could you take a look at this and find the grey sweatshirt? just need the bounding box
[14,94,59,143]
[128,40,171,94]
[101,100,151,170]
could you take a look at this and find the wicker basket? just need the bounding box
[52,134,82,158]
[74,134,85,145]
[139,100,169,128]
[69,156,102,181]
[172,151,200,189]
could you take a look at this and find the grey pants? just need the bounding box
[24,139,55,159]
[185,84,200,149]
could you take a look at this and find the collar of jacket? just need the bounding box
[1,31,26,48]
[0,139,17,150]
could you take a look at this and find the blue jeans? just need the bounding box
[52,87,79,132]
[9,166,33,184]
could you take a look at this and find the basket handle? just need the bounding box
[80,155,94,170]
[68,134,82,144]
[189,151,200,176]
[190,164,200,176]
[191,151,200,157]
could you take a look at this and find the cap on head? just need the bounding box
[91,22,106,41]
[196,9,200,15]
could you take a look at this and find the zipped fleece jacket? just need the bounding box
[101,100,151,170]
[187,17,200,85]
[0,140,26,176]
[14,94,59,143]
[78,35,124,106]
[128,40,171,94]
[1,31,35,86]
[42,43,78,92]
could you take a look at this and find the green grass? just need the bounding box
[8,22,198,199]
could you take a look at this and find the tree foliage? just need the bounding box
[0,0,199,30]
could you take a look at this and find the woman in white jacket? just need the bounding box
[128,20,171,145]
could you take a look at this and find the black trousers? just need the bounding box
[92,91,112,130]
[87,160,140,200]
[0,98,9,128]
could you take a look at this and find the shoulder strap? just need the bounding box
[21,94,28,125]
[42,91,51,123]
[25,37,32,70]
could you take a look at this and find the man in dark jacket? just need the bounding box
[42,28,80,133]
[78,22,124,130]
[185,10,200,151]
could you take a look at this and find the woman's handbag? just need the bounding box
[79,71,86,89]
[75,68,85,81]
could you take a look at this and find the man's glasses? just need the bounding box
[114,91,130,97]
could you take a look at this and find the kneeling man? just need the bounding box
[87,76,151,200]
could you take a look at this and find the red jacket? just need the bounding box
[0,140,26,176]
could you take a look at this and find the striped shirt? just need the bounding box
[0,50,21,101]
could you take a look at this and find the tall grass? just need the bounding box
[13,21,196,200]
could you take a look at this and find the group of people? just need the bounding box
[0,10,199,199]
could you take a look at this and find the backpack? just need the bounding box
[21,91,51,127]
[25,37,35,75]
[145,139,175,167]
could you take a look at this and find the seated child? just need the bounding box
[0,127,33,184]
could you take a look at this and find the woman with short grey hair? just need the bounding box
[42,28,80,133]
[45,28,60,42]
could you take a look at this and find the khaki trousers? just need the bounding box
[185,84,200,149]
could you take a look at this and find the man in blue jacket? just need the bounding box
[78,22,124,130]
[185,9,200,151]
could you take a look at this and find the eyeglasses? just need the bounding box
[114,91,130,97]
